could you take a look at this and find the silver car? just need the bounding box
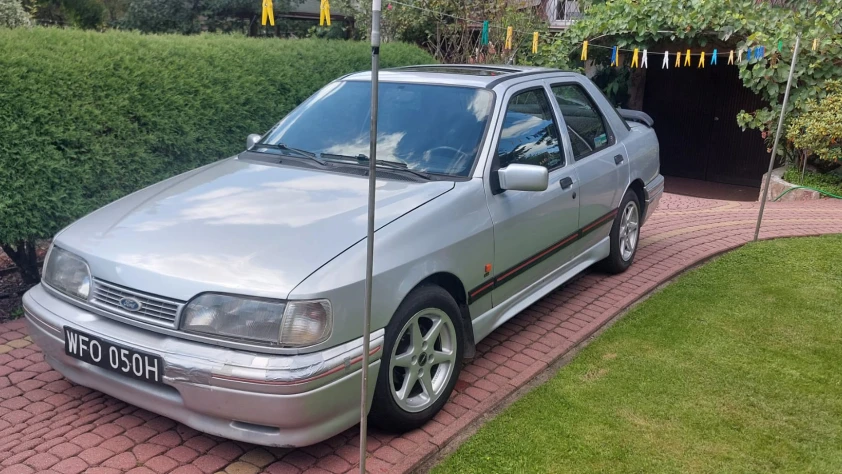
[23,65,663,447]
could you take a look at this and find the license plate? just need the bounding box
[64,326,163,384]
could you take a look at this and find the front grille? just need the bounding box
[92,279,184,328]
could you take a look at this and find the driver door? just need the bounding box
[483,82,581,306]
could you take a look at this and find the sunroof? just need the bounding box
[391,65,518,76]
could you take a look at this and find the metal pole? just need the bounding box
[755,33,801,241]
[360,1,381,472]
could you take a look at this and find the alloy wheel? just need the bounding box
[619,201,640,261]
[389,308,458,413]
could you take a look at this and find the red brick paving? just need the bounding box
[1,194,841,474]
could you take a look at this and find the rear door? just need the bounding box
[548,80,629,250]
[481,81,580,306]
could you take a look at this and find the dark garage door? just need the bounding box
[642,63,770,187]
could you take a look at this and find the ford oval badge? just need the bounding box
[119,297,142,312]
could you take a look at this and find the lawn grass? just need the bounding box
[434,235,842,474]
[782,168,842,197]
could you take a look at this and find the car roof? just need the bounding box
[341,64,579,88]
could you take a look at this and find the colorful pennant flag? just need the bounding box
[684,49,691,67]
[631,48,640,68]
[319,0,330,25]
[581,41,588,60]
[641,49,648,68]
[481,21,489,45]
[261,0,274,26]
[711,49,718,65]
[532,32,539,54]
[662,51,669,69]
[505,26,513,50]
[610,46,618,66]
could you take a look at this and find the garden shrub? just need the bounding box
[0,0,31,28]
[0,27,433,282]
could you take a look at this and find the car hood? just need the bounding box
[56,157,454,300]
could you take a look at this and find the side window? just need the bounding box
[550,84,613,160]
[496,88,564,170]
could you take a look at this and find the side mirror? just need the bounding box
[498,164,548,192]
[246,134,262,150]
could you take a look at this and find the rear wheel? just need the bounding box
[599,189,641,274]
[370,285,464,432]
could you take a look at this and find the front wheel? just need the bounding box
[369,285,464,432]
[599,189,641,274]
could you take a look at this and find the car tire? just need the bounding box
[369,285,464,432]
[598,189,641,274]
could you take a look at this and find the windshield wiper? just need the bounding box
[321,153,431,180]
[252,143,327,166]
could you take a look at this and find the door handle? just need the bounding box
[614,154,625,165]
[559,177,574,190]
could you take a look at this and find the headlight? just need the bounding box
[43,246,92,301]
[181,294,332,347]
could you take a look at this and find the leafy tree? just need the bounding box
[122,0,302,34]
[0,0,31,27]
[534,0,842,160]
[20,0,106,28]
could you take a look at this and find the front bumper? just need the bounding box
[23,284,383,447]
[643,174,665,224]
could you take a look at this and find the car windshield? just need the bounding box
[261,81,494,177]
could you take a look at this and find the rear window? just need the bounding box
[262,81,494,177]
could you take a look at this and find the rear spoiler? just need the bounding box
[617,108,654,127]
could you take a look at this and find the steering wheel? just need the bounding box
[423,146,472,174]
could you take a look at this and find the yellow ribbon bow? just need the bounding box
[261,0,274,26]
[581,40,588,60]
[698,51,705,68]
[320,0,331,26]
[505,27,513,50]
[684,49,691,67]
[532,32,539,54]
[631,48,640,68]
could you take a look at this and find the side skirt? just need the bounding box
[470,237,611,344]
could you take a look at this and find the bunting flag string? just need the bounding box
[581,40,588,60]
[630,48,639,68]
[505,26,513,50]
[532,32,539,54]
[319,0,330,26]
[261,0,274,26]
[641,49,648,68]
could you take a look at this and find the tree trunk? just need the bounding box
[627,67,647,111]
[1,240,41,285]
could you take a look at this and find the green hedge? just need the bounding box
[0,28,433,245]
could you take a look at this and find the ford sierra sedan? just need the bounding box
[24,65,663,447]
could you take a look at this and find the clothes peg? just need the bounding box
[641,49,648,68]
[698,51,705,68]
[711,49,718,65]
[505,26,513,50]
[481,21,489,45]
[631,48,640,68]
[728,50,735,65]
[262,0,275,26]
[319,0,330,25]
[662,51,670,69]
[532,32,539,53]
[675,50,681,68]
[610,46,618,66]
[684,49,691,67]
[581,40,588,60]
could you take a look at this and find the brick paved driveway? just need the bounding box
[2,194,841,474]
